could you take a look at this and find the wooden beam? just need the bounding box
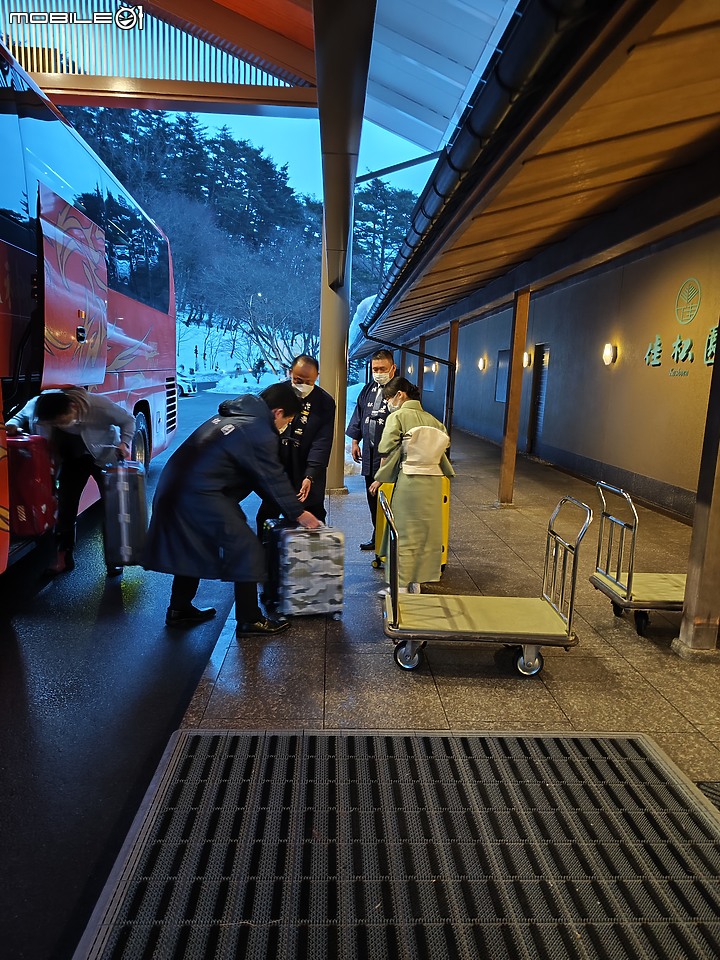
[39,74,317,113]
[444,321,459,437]
[498,289,530,504]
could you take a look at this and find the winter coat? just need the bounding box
[345,380,393,477]
[7,388,135,464]
[143,394,305,582]
[377,400,454,585]
[276,382,336,515]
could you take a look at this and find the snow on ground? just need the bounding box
[176,325,364,475]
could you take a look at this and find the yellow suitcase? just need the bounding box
[373,476,450,570]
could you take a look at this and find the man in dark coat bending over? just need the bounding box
[143,382,321,636]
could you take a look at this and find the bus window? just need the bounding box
[0,57,31,246]
[106,183,169,314]
[17,94,104,227]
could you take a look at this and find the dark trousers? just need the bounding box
[56,454,106,551]
[364,474,378,531]
[170,576,262,624]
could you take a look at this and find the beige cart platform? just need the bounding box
[379,491,593,677]
[589,481,686,636]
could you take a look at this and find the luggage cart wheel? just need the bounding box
[612,602,624,617]
[394,640,424,671]
[514,648,544,677]
[371,556,383,569]
[634,610,650,636]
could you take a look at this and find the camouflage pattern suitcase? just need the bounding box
[263,519,344,617]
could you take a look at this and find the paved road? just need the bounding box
[0,390,239,960]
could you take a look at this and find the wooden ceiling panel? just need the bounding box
[650,0,719,35]
[367,0,720,341]
[544,78,720,154]
[579,23,720,108]
[214,0,314,50]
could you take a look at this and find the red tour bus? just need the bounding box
[0,42,178,573]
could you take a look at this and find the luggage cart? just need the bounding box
[589,481,686,636]
[379,491,592,676]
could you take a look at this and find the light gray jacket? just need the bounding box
[7,388,135,464]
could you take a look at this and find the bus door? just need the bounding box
[39,184,107,388]
[0,400,8,574]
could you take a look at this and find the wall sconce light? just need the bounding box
[602,343,618,366]
[477,357,486,371]
[407,364,414,375]
[431,362,438,373]
[523,351,532,368]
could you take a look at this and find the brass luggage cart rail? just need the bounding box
[379,491,592,676]
[589,481,686,635]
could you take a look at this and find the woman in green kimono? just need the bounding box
[370,377,454,593]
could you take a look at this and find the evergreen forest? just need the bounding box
[62,107,418,376]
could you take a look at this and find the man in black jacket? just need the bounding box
[256,354,336,534]
[345,349,397,549]
[143,383,321,636]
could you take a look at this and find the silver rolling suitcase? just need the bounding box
[264,520,344,617]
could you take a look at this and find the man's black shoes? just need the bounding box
[106,565,123,577]
[237,617,290,636]
[359,538,375,551]
[166,605,217,627]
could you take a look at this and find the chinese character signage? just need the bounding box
[643,278,716,376]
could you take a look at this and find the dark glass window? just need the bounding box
[15,80,169,314]
[17,94,104,225]
[106,184,169,314]
[0,54,32,249]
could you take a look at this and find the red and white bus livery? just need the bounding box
[0,42,178,573]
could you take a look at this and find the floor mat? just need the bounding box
[75,731,720,960]
[697,782,720,813]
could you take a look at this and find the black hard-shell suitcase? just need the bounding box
[103,460,148,566]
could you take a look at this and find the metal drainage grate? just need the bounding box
[75,732,720,960]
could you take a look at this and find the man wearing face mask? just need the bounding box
[256,355,336,535]
[6,387,135,576]
[143,383,322,636]
[345,349,397,550]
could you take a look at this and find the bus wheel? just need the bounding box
[132,412,150,473]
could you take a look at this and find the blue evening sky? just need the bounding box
[194,113,436,199]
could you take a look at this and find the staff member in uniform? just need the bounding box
[345,349,397,550]
[256,354,336,533]
[143,383,321,636]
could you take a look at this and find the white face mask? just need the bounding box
[292,382,314,398]
[387,397,402,412]
[373,372,391,386]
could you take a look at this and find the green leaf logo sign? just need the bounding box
[675,278,701,325]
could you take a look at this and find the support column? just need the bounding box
[417,337,427,395]
[444,321,459,436]
[313,0,376,495]
[498,289,530,504]
[673,349,720,657]
[320,224,350,494]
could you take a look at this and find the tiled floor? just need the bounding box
[182,430,720,782]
